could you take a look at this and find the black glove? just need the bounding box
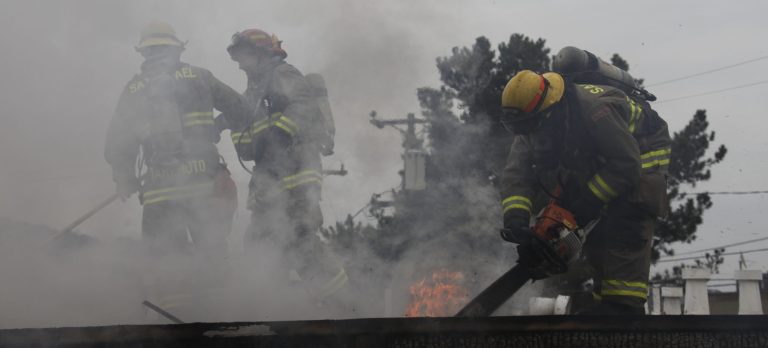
[501,211,543,271]
[516,242,541,268]
[569,191,604,227]
[116,176,140,200]
[320,137,335,156]
[500,210,532,244]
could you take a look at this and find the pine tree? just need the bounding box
[418,34,551,181]
[654,110,727,260]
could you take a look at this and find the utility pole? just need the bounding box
[739,252,747,270]
[369,111,428,190]
[369,111,426,151]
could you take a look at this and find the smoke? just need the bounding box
[0,0,545,329]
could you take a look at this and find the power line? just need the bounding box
[700,190,768,195]
[657,247,768,263]
[680,190,768,196]
[647,54,768,87]
[660,236,768,258]
[656,79,768,104]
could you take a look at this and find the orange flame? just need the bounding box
[404,270,468,317]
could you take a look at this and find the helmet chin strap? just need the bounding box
[245,54,283,80]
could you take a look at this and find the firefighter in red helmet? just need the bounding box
[219,29,345,298]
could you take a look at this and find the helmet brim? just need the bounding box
[540,72,565,111]
[137,38,183,49]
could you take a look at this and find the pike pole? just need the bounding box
[142,300,185,324]
[50,193,119,240]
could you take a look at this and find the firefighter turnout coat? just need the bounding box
[105,60,250,246]
[226,58,324,216]
[500,83,671,308]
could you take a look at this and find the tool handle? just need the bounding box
[142,300,184,324]
[56,193,119,237]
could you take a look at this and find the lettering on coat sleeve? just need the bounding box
[129,80,145,93]
[174,67,197,80]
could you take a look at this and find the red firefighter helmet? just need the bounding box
[227,28,287,59]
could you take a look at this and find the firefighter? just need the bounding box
[221,28,342,292]
[105,21,249,258]
[498,69,671,314]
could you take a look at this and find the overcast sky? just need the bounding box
[1,0,767,279]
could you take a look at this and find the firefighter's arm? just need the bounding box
[104,91,141,198]
[205,70,253,131]
[583,102,642,204]
[270,65,321,140]
[500,136,538,227]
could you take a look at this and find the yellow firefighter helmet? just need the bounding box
[501,70,564,117]
[136,21,184,50]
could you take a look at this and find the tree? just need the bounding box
[650,248,725,287]
[695,248,726,274]
[654,110,727,260]
[610,54,644,87]
[418,34,551,181]
[319,215,373,255]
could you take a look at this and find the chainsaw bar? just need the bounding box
[455,264,532,317]
[456,220,599,318]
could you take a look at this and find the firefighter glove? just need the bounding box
[116,176,140,200]
[320,137,335,156]
[570,192,603,227]
[516,243,541,269]
[501,210,531,244]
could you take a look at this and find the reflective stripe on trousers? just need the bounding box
[319,266,348,299]
[282,170,322,190]
[142,182,214,205]
[600,279,648,300]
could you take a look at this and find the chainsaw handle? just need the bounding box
[499,227,532,244]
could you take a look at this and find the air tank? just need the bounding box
[305,73,336,155]
[552,46,638,95]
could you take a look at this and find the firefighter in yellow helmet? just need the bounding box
[217,28,346,300]
[498,69,671,314]
[105,21,251,257]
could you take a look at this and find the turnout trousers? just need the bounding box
[583,198,655,310]
[141,166,237,257]
[245,169,323,274]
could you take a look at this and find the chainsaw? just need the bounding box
[456,201,595,317]
[521,202,588,279]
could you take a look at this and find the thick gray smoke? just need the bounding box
[0,0,543,329]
